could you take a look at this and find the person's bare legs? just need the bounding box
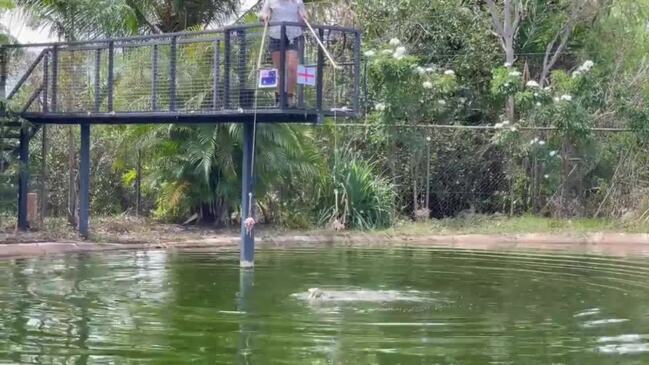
[286,50,299,105]
[271,51,281,105]
[271,49,299,106]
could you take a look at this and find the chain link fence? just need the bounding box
[334,124,649,221]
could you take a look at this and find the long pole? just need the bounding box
[303,19,340,69]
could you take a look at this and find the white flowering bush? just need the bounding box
[490,66,524,101]
[491,120,520,146]
[366,39,461,125]
[488,60,601,213]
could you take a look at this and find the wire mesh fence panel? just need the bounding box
[55,47,103,113]
[2,23,361,119]
[176,34,222,112]
[228,27,257,110]
[0,167,17,221]
[4,46,47,113]
[112,42,156,113]
[320,28,358,112]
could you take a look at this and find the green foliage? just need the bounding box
[316,146,394,230]
[8,0,649,227]
[15,0,238,38]
[0,0,14,10]
[490,67,522,98]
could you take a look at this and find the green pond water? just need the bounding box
[2,247,649,364]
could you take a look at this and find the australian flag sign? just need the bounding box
[259,68,278,88]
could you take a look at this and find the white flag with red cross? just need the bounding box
[297,65,317,86]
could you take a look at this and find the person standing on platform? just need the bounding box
[260,0,309,108]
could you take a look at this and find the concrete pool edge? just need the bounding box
[1,232,649,259]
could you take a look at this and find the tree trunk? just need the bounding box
[412,160,418,215]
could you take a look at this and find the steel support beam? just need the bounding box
[240,121,255,268]
[79,124,90,238]
[17,126,29,231]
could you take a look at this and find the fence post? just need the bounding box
[50,46,58,112]
[42,52,49,112]
[279,24,287,109]
[353,30,361,113]
[107,42,114,112]
[316,28,324,112]
[237,29,249,108]
[297,32,305,108]
[213,40,221,109]
[224,30,231,109]
[169,36,177,111]
[152,44,158,111]
[94,48,101,112]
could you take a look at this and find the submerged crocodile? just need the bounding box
[296,288,426,303]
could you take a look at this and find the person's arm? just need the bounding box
[260,0,271,22]
[297,0,308,22]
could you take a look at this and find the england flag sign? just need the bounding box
[297,65,317,86]
[258,68,278,88]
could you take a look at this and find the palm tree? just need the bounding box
[16,0,239,39]
[116,123,322,225]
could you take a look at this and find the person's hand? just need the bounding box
[259,13,269,23]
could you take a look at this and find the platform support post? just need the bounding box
[240,121,255,268]
[17,126,29,231]
[79,124,90,238]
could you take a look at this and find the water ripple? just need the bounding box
[2,247,649,363]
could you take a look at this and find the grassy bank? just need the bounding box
[386,215,649,235]
[1,214,648,245]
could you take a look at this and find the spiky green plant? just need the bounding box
[317,145,395,230]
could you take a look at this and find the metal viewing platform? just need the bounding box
[0,22,361,267]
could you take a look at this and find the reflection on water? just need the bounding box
[2,248,649,364]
